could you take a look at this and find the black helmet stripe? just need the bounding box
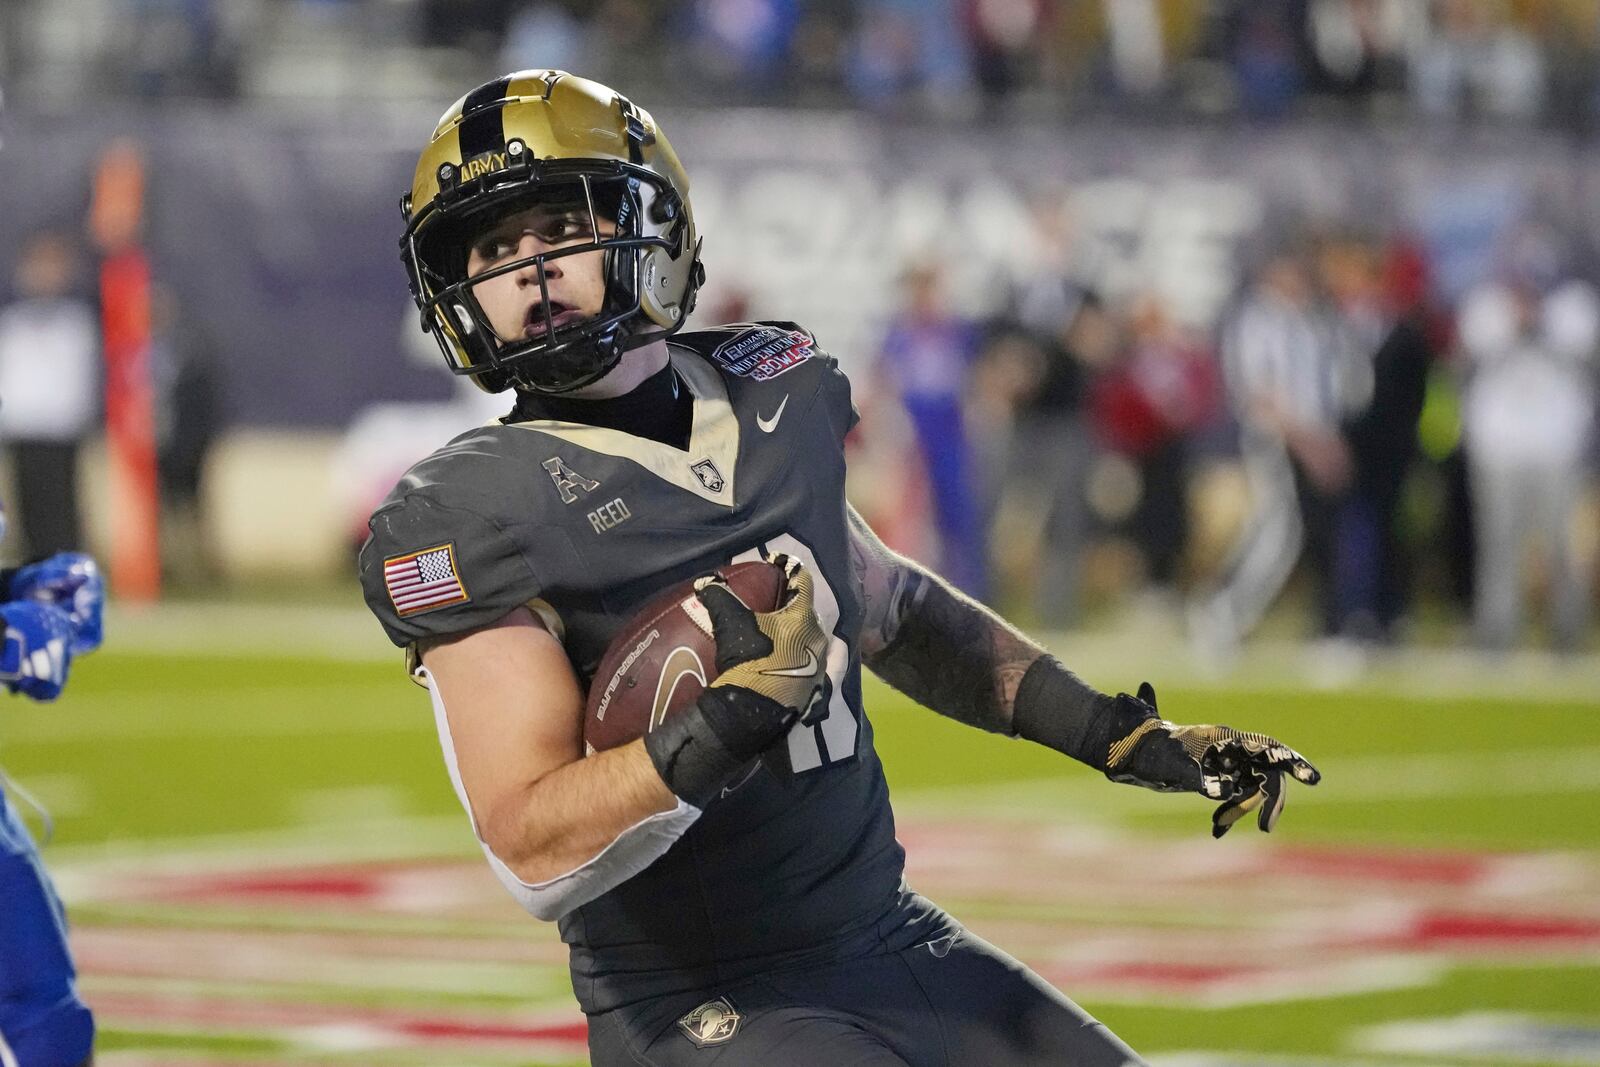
[458,76,511,161]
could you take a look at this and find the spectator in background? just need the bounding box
[1225,1,1307,118]
[998,201,1114,626]
[150,285,222,583]
[1099,0,1173,102]
[877,263,988,599]
[127,0,240,98]
[1092,293,1219,600]
[1411,0,1546,120]
[1305,0,1385,103]
[847,0,975,113]
[499,2,594,76]
[420,0,510,50]
[0,231,100,559]
[689,0,801,99]
[1457,274,1597,651]
[1191,249,1368,656]
[1335,236,1435,641]
[962,0,1048,105]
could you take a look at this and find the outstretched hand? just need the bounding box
[1104,683,1321,838]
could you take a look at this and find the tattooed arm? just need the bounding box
[849,505,1128,765]
[848,506,1323,832]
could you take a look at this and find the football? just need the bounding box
[584,560,785,753]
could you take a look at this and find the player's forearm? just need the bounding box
[850,510,1131,767]
[860,561,1039,731]
[482,740,678,885]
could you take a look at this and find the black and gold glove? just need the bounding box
[1105,683,1321,838]
[644,555,829,806]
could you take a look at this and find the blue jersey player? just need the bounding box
[361,71,1321,1065]
[0,501,102,1067]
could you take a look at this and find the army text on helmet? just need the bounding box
[400,70,706,396]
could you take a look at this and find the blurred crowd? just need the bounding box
[2,208,1595,652]
[0,229,222,583]
[4,0,1600,125]
[853,218,1599,654]
[3,0,1598,649]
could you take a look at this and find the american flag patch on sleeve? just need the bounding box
[384,543,470,617]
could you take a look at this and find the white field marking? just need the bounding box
[83,985,590,1045]
[1047,955,1445,1009]
[0,684,427,743]
[0,770,90,820]
[103,600,1600,703]
[1153,1057,1475,1067]
[92,1019,588,1066]
[1035,629,1600,705]
[288,784,414,826]
[47,812,1600,1027]
[76,945,556,1001]
[96,1054,543,1067]
[44,814,477,899]
[1354,1013,1600,1064]
[102,601,394,662]
[896,744,1600,821]
[1233,745,1600,805]
[292,1021,401,1053]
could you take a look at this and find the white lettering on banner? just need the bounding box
[693,169,1262,377]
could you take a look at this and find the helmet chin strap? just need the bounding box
[523,333,671,400]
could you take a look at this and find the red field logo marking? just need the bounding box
[69,821,1600,1056]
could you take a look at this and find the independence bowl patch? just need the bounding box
[384,543,470,617]
[710,325,815,380]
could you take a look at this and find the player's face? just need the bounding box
[465,203,616,343]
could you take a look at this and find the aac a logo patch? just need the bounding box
[543,456,600,504]
[677,996,741,1047]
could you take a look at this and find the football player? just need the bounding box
[0,504,102,1067]
[360,71,1320,1065]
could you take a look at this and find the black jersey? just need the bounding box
[358,323,950,1012]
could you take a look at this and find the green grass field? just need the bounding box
[3,606,1598,1066]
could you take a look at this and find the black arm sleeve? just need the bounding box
[1010,655,1152,772]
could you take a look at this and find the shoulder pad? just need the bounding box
[359,470,544,648]
[674,321,818,382]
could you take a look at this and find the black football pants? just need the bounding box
[586,926,1146,1066]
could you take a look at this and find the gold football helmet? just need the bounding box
[401,70,704,393]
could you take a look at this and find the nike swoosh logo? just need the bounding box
[756,395,788,433]
[652,646,708,730]
[720,762,761,799]
[761,647,820,678]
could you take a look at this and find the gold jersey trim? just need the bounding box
[505,348,740,507]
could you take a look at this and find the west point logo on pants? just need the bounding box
[677,997,741,1047]
[542,456,600,504]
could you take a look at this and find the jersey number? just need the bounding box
[732,535,858,771]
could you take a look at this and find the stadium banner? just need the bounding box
[2,108,1596,428]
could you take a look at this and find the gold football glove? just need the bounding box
[1105,683,1321,838]
[697,554,829,720]
[646,555,830,806]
